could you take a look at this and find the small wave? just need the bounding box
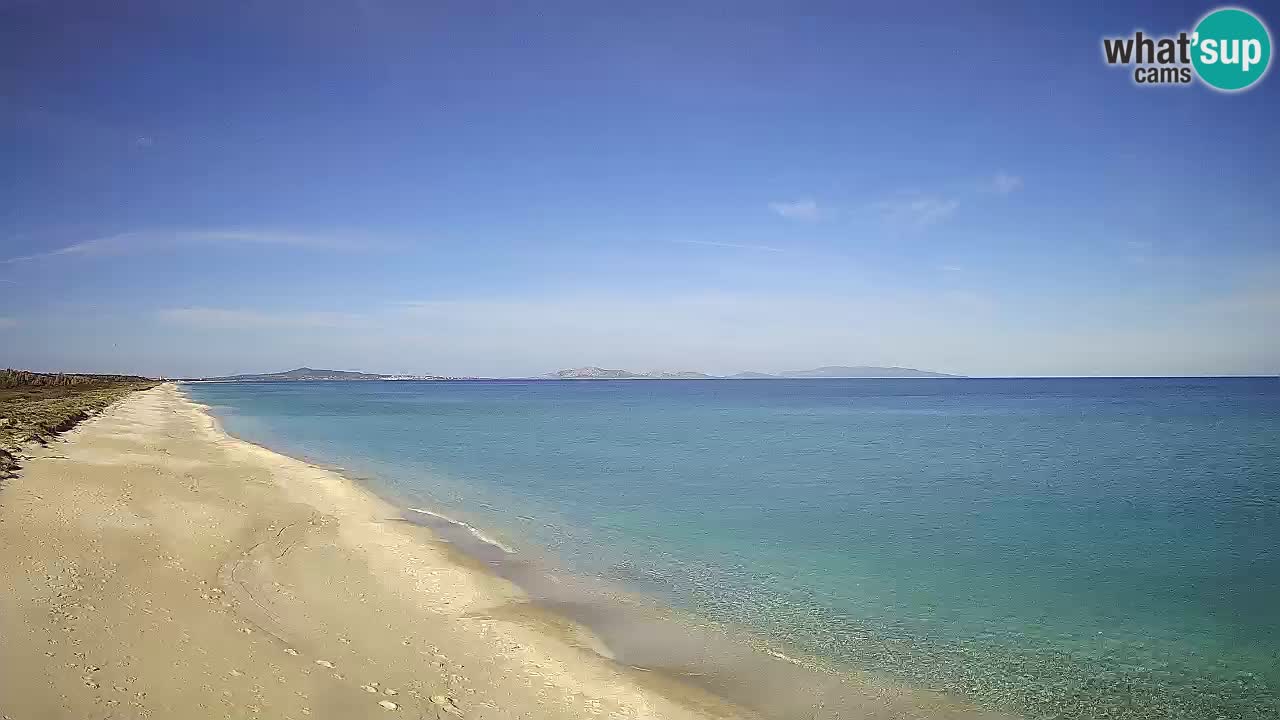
[406,507,516,554]
[765,649,805,666]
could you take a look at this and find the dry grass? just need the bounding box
[0,369,156,478]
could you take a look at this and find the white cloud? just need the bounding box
[768,199,821,221]
[988,172,1024,194]
[0,317,17,329]
[1,229,362,264]
[876,196,960,228]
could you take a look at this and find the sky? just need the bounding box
[1,0,1277,378]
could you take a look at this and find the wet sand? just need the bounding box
[0,383,1011,720]
[401,489,1016,720]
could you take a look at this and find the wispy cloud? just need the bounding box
[1,229,362,265]
[987,172,1024,195]
[1,232,143,264]
[158,307,365,329]
[768,199,821,221]
[0,317,17,329]
[672,239,786,253]
[387,290,1001,376]
[875,196,960,229]
[865,173,1016,230]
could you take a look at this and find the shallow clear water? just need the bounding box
[186,378,1280,719]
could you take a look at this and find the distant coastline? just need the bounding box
[186,367,474,382]
[542,365,962,379]
[186,365,964,382]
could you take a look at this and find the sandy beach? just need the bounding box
[0,384,743,720]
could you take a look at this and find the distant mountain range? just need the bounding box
[756,365,961,379]
[543,365,961,379]
[192,365,961,382]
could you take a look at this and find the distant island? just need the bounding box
[749,365,961,379]
[189,365,962,382]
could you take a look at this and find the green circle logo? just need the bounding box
[1192,8,1272,91]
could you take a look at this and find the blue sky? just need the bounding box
[2,1,1277,377]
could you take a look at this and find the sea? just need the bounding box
[184,377,1280,720]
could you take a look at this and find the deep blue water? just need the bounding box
[185,378,1280,719]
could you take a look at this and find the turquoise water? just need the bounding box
[186,378,1280,719]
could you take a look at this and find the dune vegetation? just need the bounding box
[0,369,155,478]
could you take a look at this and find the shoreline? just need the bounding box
[183,384,773,719]
[186,384,1015,720]
[0,383,746,719]
[0,382,1013,720]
